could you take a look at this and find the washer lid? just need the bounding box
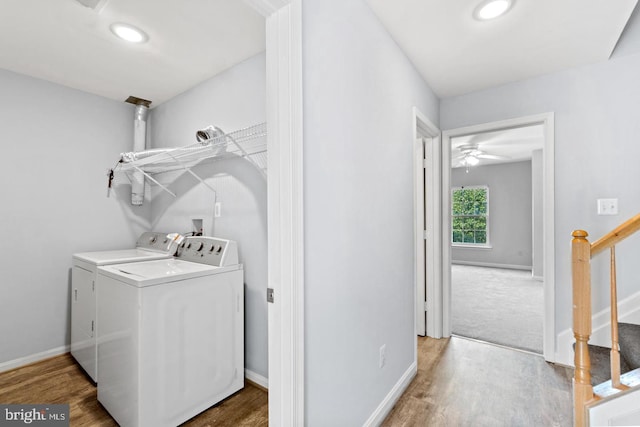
[73,248,172,266]
[97,258,240,287]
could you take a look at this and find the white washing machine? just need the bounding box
[96,236,244,427]
[71,232,183,382]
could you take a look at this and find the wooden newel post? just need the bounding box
[572,230,594,427]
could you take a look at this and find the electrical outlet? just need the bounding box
[597,198,618,215]
[214,202,222,217]
[379,344,386,369]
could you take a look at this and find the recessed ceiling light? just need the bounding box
[109,23,148,43]
[474,0,513,21]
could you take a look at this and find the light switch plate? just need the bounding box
[597,199,618,215]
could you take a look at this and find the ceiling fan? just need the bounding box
[452,143,510,168]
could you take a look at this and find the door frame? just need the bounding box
[413,107,442,340]
[245,0,304,424]
[441,112,555,362]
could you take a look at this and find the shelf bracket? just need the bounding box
[227,134,267,179]
[131,164,176,198]
[165,151,218,195]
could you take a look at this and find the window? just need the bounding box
[451,186,489,246]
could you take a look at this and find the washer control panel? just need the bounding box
[135,232,182,254]
[176,236,239,267]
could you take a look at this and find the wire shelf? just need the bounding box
[111,122,267,199]
[118,122,267,174]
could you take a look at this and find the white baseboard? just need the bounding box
[245,368,268,389]
[1,348,271,393]
[452,260,532,271]
[0,345,70,374]
[363,362,417,427]
[556,290,640,367]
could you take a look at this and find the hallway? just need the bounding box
[382,337,572,426]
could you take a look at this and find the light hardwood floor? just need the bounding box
[382,336,574,426]
[0,353,267,426]
[1,338,572,426]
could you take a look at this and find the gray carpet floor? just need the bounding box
[451,265,543,354]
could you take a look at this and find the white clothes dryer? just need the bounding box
[96,236,244,427]
[71,231,183,382]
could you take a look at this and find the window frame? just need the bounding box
[451,185,491,248]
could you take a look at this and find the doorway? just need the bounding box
[256,0,304,425]
[441,113,555,361]
[448,125,543,353]
[413,107,441,339]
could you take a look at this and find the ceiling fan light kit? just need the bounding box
[463,155,480,166]
[453,142,510,170]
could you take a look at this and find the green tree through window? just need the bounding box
[452,186,488,245]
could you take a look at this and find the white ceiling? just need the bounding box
[366,0,638,97]
[0,0,265,106]
[451,125,544,168]
[0,1,637,107]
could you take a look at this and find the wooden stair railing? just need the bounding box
[572,213,640,426]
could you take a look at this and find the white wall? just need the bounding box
[440,51,640,348]
[302,0,439,424]
[148,52,268,379]
[451,160,532,268]
[0,69,147,366]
